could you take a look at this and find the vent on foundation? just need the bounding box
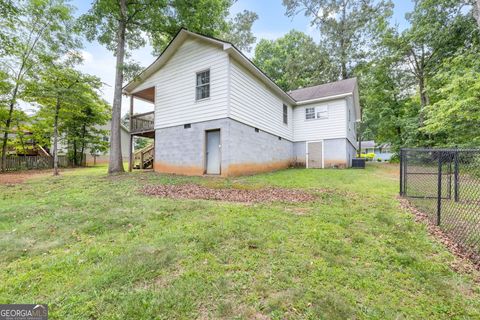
[255,128,259,133]
[184,124,191,129]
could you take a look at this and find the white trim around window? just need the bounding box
[305,105,329,120]
[195,69,210,101]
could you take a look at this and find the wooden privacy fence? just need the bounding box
[1,155,86,172]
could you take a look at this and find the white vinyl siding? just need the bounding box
[133,38,229,129]
[346,96,357,148]
[229,59,293,140]
[293,99,347,142]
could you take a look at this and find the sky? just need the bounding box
[71,0,415,115]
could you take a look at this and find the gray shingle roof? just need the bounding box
[360,140,376,148]
[288,78,357,102]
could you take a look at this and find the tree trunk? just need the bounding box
[108,0,127,174]
[16,120,27,156]
[418,75,429,124]
[53,98,60,176]
[80,124,86,166]
[341,59,348,80]
[340,2,348,80]
[475,0,480,29]
[1,84,19,171]
[73,140,77,166]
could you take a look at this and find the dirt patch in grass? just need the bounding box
[142,184,319,203]
[0,170,52,185]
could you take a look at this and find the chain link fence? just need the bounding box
[400,148,480,264]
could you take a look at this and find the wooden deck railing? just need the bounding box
[131,111,154,133]
[133,144,154,169]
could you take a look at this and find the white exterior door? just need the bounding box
[206,130,221,174]
[307,141,323,169]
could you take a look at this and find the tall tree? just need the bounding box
[396,0,477,116]
[62,97,110,166]
[27,60,104,175]
[221,10,259,52]
[0,0,18,56]
[422,48,480,146]
[283,0,393,79]
[356,0,479,151]
[0,0,79,171]
[475,0,480,28]
[253,30,337,91]
[79,0,254,174]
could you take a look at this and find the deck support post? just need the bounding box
[128,95,134,172]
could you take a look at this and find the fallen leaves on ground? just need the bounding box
[142,183,319,203]
[399,197,480,277]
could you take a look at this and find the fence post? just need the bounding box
[399,149,404,196]
[437,152,442,226]
[454,150,459,202]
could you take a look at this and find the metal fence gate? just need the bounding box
[400,148,480,263]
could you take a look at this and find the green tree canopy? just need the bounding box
[26,58,108,174]
[221,10,259,52]
[0,0,80,171]
[253,30,337,91]
[283,0,393,79]
[423,48,480,146]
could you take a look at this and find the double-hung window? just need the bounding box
[196,70,210,100]
[283,104,288,124]
[305,107,316,120]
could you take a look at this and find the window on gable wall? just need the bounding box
[283,104,288,124]
[305,106,328,120]
[195,69,210,100]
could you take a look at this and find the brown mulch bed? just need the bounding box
[142,184,319,203]
[399,197,480,277]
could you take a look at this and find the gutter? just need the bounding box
[294,93,353,106]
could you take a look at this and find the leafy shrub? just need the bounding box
[359,153,375,161]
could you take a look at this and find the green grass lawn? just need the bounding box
[0,164,479,319]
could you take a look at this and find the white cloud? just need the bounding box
[79,50,93,63]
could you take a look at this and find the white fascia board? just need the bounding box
[294,93,353,106]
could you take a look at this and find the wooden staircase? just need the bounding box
[134,144,154,169]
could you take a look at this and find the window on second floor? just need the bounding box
[283,104,288,124]
[305,106,329,120]
[196,69,210,101]
[305,107,315,120]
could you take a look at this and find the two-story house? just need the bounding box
[123,29,360,176]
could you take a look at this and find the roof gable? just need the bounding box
[123,29,360,110]
[123,29,296,104]
[288,78,357,102]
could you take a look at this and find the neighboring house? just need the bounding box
[5,130,50,156]
[84,122,131,165]
[56,122,130,165]
[360,140,393,161]
[123,29,361,176]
